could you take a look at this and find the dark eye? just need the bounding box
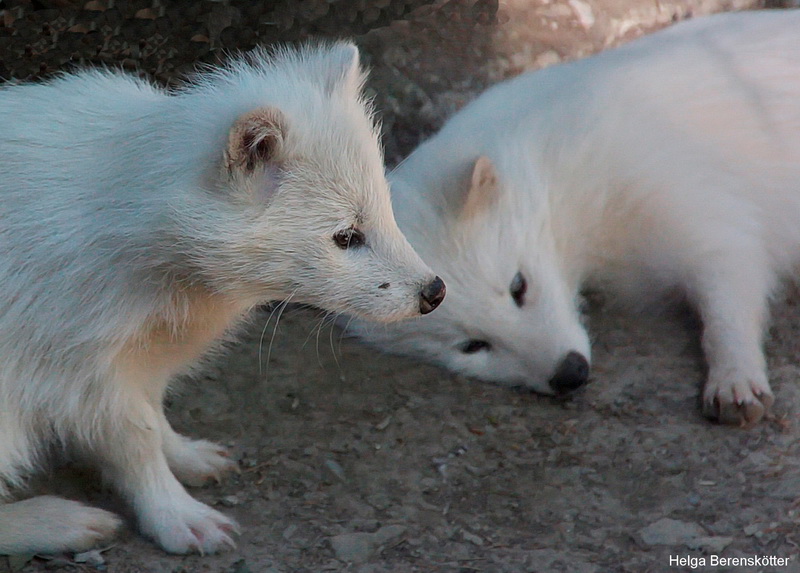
[333,227,366,249]
[461,339,491,354]
[510,271,527,307]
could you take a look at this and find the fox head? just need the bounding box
[346,153,591,393]
[170,42,445,323]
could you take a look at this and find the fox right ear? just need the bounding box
[321,42,363,95]
[224,107,287,176]
[458,155,499,223]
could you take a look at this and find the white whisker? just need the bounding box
[258,289,298,377]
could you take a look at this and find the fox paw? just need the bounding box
[166,438,239,487]
[57,503,123,553]
[702,374,774,428]
[0,496,123,554]
[140,494,239,555]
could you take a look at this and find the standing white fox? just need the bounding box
[348,10,800,428]
[0,43,445,555]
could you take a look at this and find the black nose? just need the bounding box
[419,276,446,314]
[548,351,590,394]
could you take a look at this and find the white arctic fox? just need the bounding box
[348,10,800,428]
[0,43,445,555]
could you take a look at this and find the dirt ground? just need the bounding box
[2,1,800,572]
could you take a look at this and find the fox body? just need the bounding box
[349,10,800,427]
[0,43,444,555]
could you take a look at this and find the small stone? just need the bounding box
[373,525,406,545]
[568,0,595,28]
[330,532,373,564]
[67,24,90,34]
[219,494,242,507]
[42,557,74,569]
[323,458,347,483]
[638,518,705,546]
[226,559,252,573]
[461,529,484,546]
[228,559,252,573]
[330,525,407,564]
[535,50,561,69]
[6,554,34,572]
[367,491,391,510]
[282,524,298,540]
[686,536,734,553]
[743,523,762,536]
[134,8,156,19]
[73,549,105,567]
[419,477,439,491]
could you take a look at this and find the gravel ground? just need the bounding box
[2,1,800,572]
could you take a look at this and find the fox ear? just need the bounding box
[225,107,287,176]
[322,42,363,95]
[459,155,499,222]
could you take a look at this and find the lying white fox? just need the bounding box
[349,10,800,428]
[0,43,444,555]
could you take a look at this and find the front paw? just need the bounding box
[702,373,774,428]
[167,438,239,487]
[139,491,239,555]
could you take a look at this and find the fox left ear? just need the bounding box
[459,155,499,222]
[322,42,363,95]
[224,107,287,176]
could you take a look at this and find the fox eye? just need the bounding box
[510,271,527,307]
[461,339,491,354]
[333,227,365,249]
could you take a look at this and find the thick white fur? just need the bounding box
[0,43,437,555]
[349,11,800,427]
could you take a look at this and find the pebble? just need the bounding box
[227,559,252,573]
[568,0,595,28]
[461,529,485,546]
[219,494,242,507]
[6,554,34,571]
[638,518,706,546]
[73,550,105,568]
[330,525,407,564]
[282,524,298,540]
[323,458,347,483]
[744,523,762,536]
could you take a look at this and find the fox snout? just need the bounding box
[547,351,590,394]
[419,276,446,314]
